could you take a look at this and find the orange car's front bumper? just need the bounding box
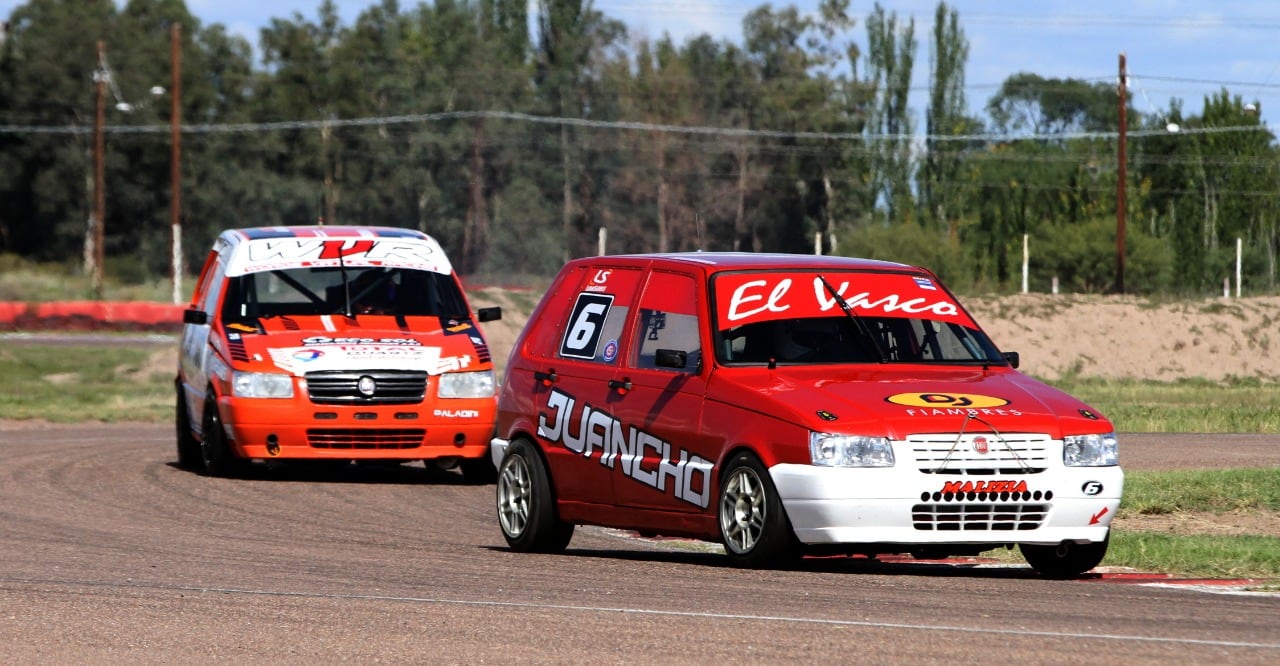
[217,394,495,462]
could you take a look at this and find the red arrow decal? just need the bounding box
[319,239,375,259]
[1089,506,1110,525]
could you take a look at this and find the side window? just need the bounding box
[201,258,227,320]
[188,251,220,310]
[554,266,642,365]
[559,293,616,359]
[632,271,701,373]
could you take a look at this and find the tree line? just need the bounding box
[1,0,1276,295]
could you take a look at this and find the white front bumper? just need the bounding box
[769,463,1123,546]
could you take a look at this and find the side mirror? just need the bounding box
[654,348,688,369]
[183,309,208,325]
[1002,351,1020,369]
[477,306,502,322]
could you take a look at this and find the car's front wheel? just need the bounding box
[1020,535,1109,578]
[200,390,247,478]
[717,452,797,568]
[459,457,498,484]
[496,439,573,553]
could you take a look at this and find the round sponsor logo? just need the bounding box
[602,339,619,362]
[293,349,324,362]
[886,392,1010,408]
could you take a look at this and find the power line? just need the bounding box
[0,109,1268,143]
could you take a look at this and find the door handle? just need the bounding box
[534,369,558,386]
[608,377,632,395]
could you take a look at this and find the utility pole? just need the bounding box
[170,23,183,304]
[1116,52,1128,294]
[91,40,106,298]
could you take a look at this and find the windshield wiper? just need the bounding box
[816,274,889,363]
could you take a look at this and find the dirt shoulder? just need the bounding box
[966,294,1280,382]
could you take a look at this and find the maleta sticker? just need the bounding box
[886,392,1010,408]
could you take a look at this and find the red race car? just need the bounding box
[492,253,1122,578]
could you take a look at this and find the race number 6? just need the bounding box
[560,293,614,359]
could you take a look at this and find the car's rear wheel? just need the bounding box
[1020,535,1109,578]
[496,439,573,552]
[718,452,796,567]
[200,390,247,478]
[174,383,202,470]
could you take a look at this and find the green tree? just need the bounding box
[536,0,625,261]
[0,0,114,264]
[864,2,916,225]
[921,1,977,235]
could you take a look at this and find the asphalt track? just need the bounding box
[0,424,1277,663]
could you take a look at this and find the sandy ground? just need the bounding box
[965,293,1280,382]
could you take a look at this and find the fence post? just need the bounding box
[1021,234,1029,294]
[1236,237,1243,298]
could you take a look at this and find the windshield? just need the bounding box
[712,269,1004,366]
[718,315,1002,364]
[220,266,469,322]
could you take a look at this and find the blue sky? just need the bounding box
[4,1,1279,130]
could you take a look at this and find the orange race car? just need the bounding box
[176,225,501,480]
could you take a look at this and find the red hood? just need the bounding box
[223,314,493,376]
[707,365,1111,439]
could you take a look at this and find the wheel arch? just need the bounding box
[504,430,565,502]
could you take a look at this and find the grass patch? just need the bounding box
[1106,532,1280,579]
[1045,376,1280,433]
[1102,468,1280,578]
[0,253,175,301]
[1121,469,1280,514]
[0,344,171,422]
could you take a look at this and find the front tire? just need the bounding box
[717,452,797,568]
[1020,535,1109,578]
[175,383,202,470]
[200,390,247,478]
[459,456,498,484]
[496,439,573,553]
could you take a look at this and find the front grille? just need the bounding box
[306,428,425,450]
[305,370,428,405]
[911,503,1049,531]
[906,433,1052,474]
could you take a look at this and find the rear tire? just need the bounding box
[174,383,202,470]
[496,439,573,553]
[200,390,247,478]
[717,452,797,568]
[1020,535,1109,579]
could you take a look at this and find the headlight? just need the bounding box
[809,432,894,467]
[1064,433,1119,466]
[231,371,294,398]
[438,370,495,398]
